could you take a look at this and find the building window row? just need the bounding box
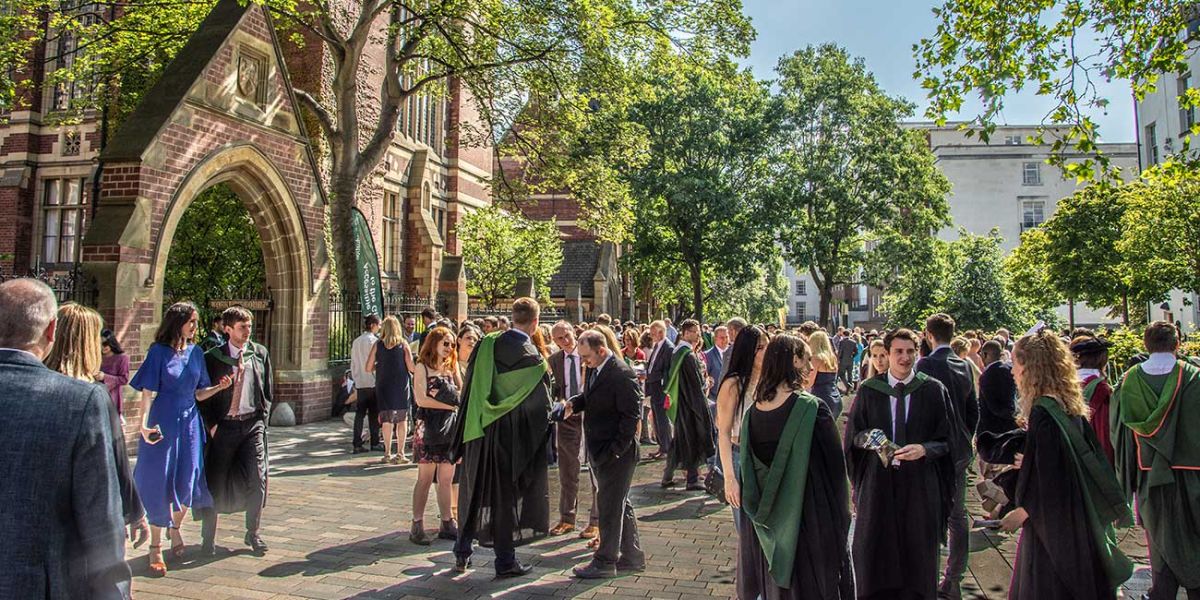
[41,177,87,265]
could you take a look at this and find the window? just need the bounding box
[1022,161,1042,185]
[795,301,807,320]
[61,130,80,156]
[41,178,87,264]
[1180,74,1195,134]
[1020,198,1045,233]
[795,279,806,296]
[1146,122,1160,165]
[1004,135,1022,145]
[48,2,102,111]
[381,191,402,275]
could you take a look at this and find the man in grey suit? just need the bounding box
[0,279,130,599]
[642,320,674,460]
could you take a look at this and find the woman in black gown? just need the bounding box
[736,334,853,600]
[1001,330,1132,599]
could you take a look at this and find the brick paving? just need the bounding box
[126,419,1162,600]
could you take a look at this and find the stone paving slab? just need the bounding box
[125,419,1164,599]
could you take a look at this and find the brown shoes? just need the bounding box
[550,522,576,536]
[579,525,599,539]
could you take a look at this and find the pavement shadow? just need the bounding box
[257,531,439,578]
[125,545,259,576]
[271,460,417,478]
[635,494,725,522]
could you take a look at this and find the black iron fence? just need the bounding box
[328,290,435,364]
[0,265,99,308]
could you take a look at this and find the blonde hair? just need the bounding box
[379,316,404,348]
[44,303,103,382]
[950,336,970,358]
[591,324,622,354]
[807,330,837,369]
[1013,330,1088,419]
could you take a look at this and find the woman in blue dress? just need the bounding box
[131,302,232,576]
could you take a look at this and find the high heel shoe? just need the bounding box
[168,526,186,559]
[147,544,167,577]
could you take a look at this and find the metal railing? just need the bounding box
[328,290,435,364]
[0,265,98,308]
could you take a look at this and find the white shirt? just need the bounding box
[1142,352,1178,376]
[887,370,917,441]
[676,340,694,352]
[591,353,613,383]
[1077,368,1103,382]
[648,340,665,368]
[351,332,378,388]
[228,342,256,416]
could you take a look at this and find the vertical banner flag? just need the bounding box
[351,208,384,319]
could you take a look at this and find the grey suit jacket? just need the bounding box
[0,349,130,600]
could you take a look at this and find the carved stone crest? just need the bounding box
[237,52,264,102]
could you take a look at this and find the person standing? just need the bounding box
[403,315,419,343]
[621,328,645,364]
[131,301,232,575]
[664,318,679,344]
[452,297,552,577]
[200,315,225,352]
[837,332,858,390]
[1070,336,1116,464]
[1113,321,1200,599]
[721,318,748,380]
[643,321,675,460]
[0,280,131,599]
[197,306,273,556]
[847,328,956,600]
[548,321,598,538]
[409,326,462,545]
[736,334,854,599]
[565,331,646,579]
[661,319,715,490]
[704,326,729,406]
[366,316,416,464]
[1002,330,1132,599]
[976,340,1017,438]
[917,313,978,600]
[99,329,130,414]
[716,325,768,526]
[807,331,843,417]
[351,316,383,453]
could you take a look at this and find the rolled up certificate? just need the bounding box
[854,428,901,467]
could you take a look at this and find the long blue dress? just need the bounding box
[131,342,213,527]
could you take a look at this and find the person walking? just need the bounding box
[409,326,462,545]
[351,316,383,453]
[565,331,646,579]
[736,334,854,599]
[197,306,274,556]
[837,331,858,390]
[130,301,232,576]
[366,315,416,464]
[1069,336,1116,464]
[1003,330,1132,599]
[99,328,130,414]
[0,279,131,599]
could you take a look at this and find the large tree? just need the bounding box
[2,0,753,289]
[914,0,1199,177]
[621,50,778,324]
[771,44,950,328]
[1119,157,1200,302]
[457,206,561,309]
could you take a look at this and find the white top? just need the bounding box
[1077,368,1103,381]
[351,332,377,388]
[1142,352,1178,376]
[647,340,665,370]
[887,370,917,441]
[228,342,255,416]
[730,383,754,446]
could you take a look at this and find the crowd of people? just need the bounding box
[3,273,1199,600]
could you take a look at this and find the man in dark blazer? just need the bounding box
[977,340,1018,438]
[198,305,273,556]
[916,313,979,600]
[547,321,597,538]
[643,320,674,460]
[567,330,645,578]
[0,278,130,600]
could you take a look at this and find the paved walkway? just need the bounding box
[126,419,1161,599]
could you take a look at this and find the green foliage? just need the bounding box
[1003,227,1064,314]
[1100,327,1147,377]
[876,238,952,330]
[914,0,1198,178]
[457,206,562,309]
[705,254,788,325]
[163,184,266,324]
[1119,158,1200,299]
[1038,183,1137,309]
[621,50,779,323]
[771,44,951,326]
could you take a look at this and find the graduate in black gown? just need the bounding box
[1002,330,1132,600]
[846,328,955,600]
[661,319,716,489]
[450,297,552,578]
[736,334,853,600]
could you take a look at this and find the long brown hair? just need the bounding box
[1013,330,1088,419]
[417,326,458,372]
[755,334,812,404]
[44,303,103,382]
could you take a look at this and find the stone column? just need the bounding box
[437,255,468,322]
[565,283,582,324]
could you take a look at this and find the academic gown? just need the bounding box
[665,349,716,474]
[1010,404,1125,599]
[846,374,955,600]
[199,342,272,515]
[451,330,552,548]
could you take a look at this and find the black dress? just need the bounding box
[810,371,843,417]
[415,365,458,464]
[374,341,411,421]
[1010,405,1115,599]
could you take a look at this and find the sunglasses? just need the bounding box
[441,341,453,347]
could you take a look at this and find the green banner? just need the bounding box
[351,207,384,319]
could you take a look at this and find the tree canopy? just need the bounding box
[457,206,562,309]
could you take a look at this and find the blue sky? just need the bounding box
[740,0,1136,142]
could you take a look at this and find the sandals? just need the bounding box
[147,544,167,577]
[168,526,186,558]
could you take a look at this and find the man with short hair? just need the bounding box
[643,320,675,459]
[661,319,715,490]
[917,313,978,599]
[402,315,418,342]
[704,326,729,404]
[837,332,859,389]
[596,313,612,327]
[1113,321,1200,599]
[482,316,499,333]
[548,322,598,538]
[453,298,552,578]
[417,307,439,344]
[351,315,383,453]
[498,316,511,331]
[848,328,956,600]
[0,279,130,599]
[201,315,225,351]
[565,330,645,579]
[198,306,273,555]
[721,318,747,380]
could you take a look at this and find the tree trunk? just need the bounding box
[1068,298,1076,330]
[1122,293,1130,326]
[689,261,705,325]
[330,171,358,294]
[819,284,833,330]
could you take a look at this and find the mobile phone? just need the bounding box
[147,427,163,443]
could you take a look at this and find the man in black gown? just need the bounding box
[661,319,715,490]
[848,328,955,600]
[198,306,272,556]
[452,297,552,578]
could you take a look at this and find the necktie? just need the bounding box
[567,354,579,397]
[227,359,246,418]
[894,381,908,445]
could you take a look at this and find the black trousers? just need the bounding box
[1150,557,1200,600]
[940,462,971,597]
[838,361,855,388]
[353,387,380,448]
[647,388,671,454]
[591,442,643,568]
[202,418,266,540]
